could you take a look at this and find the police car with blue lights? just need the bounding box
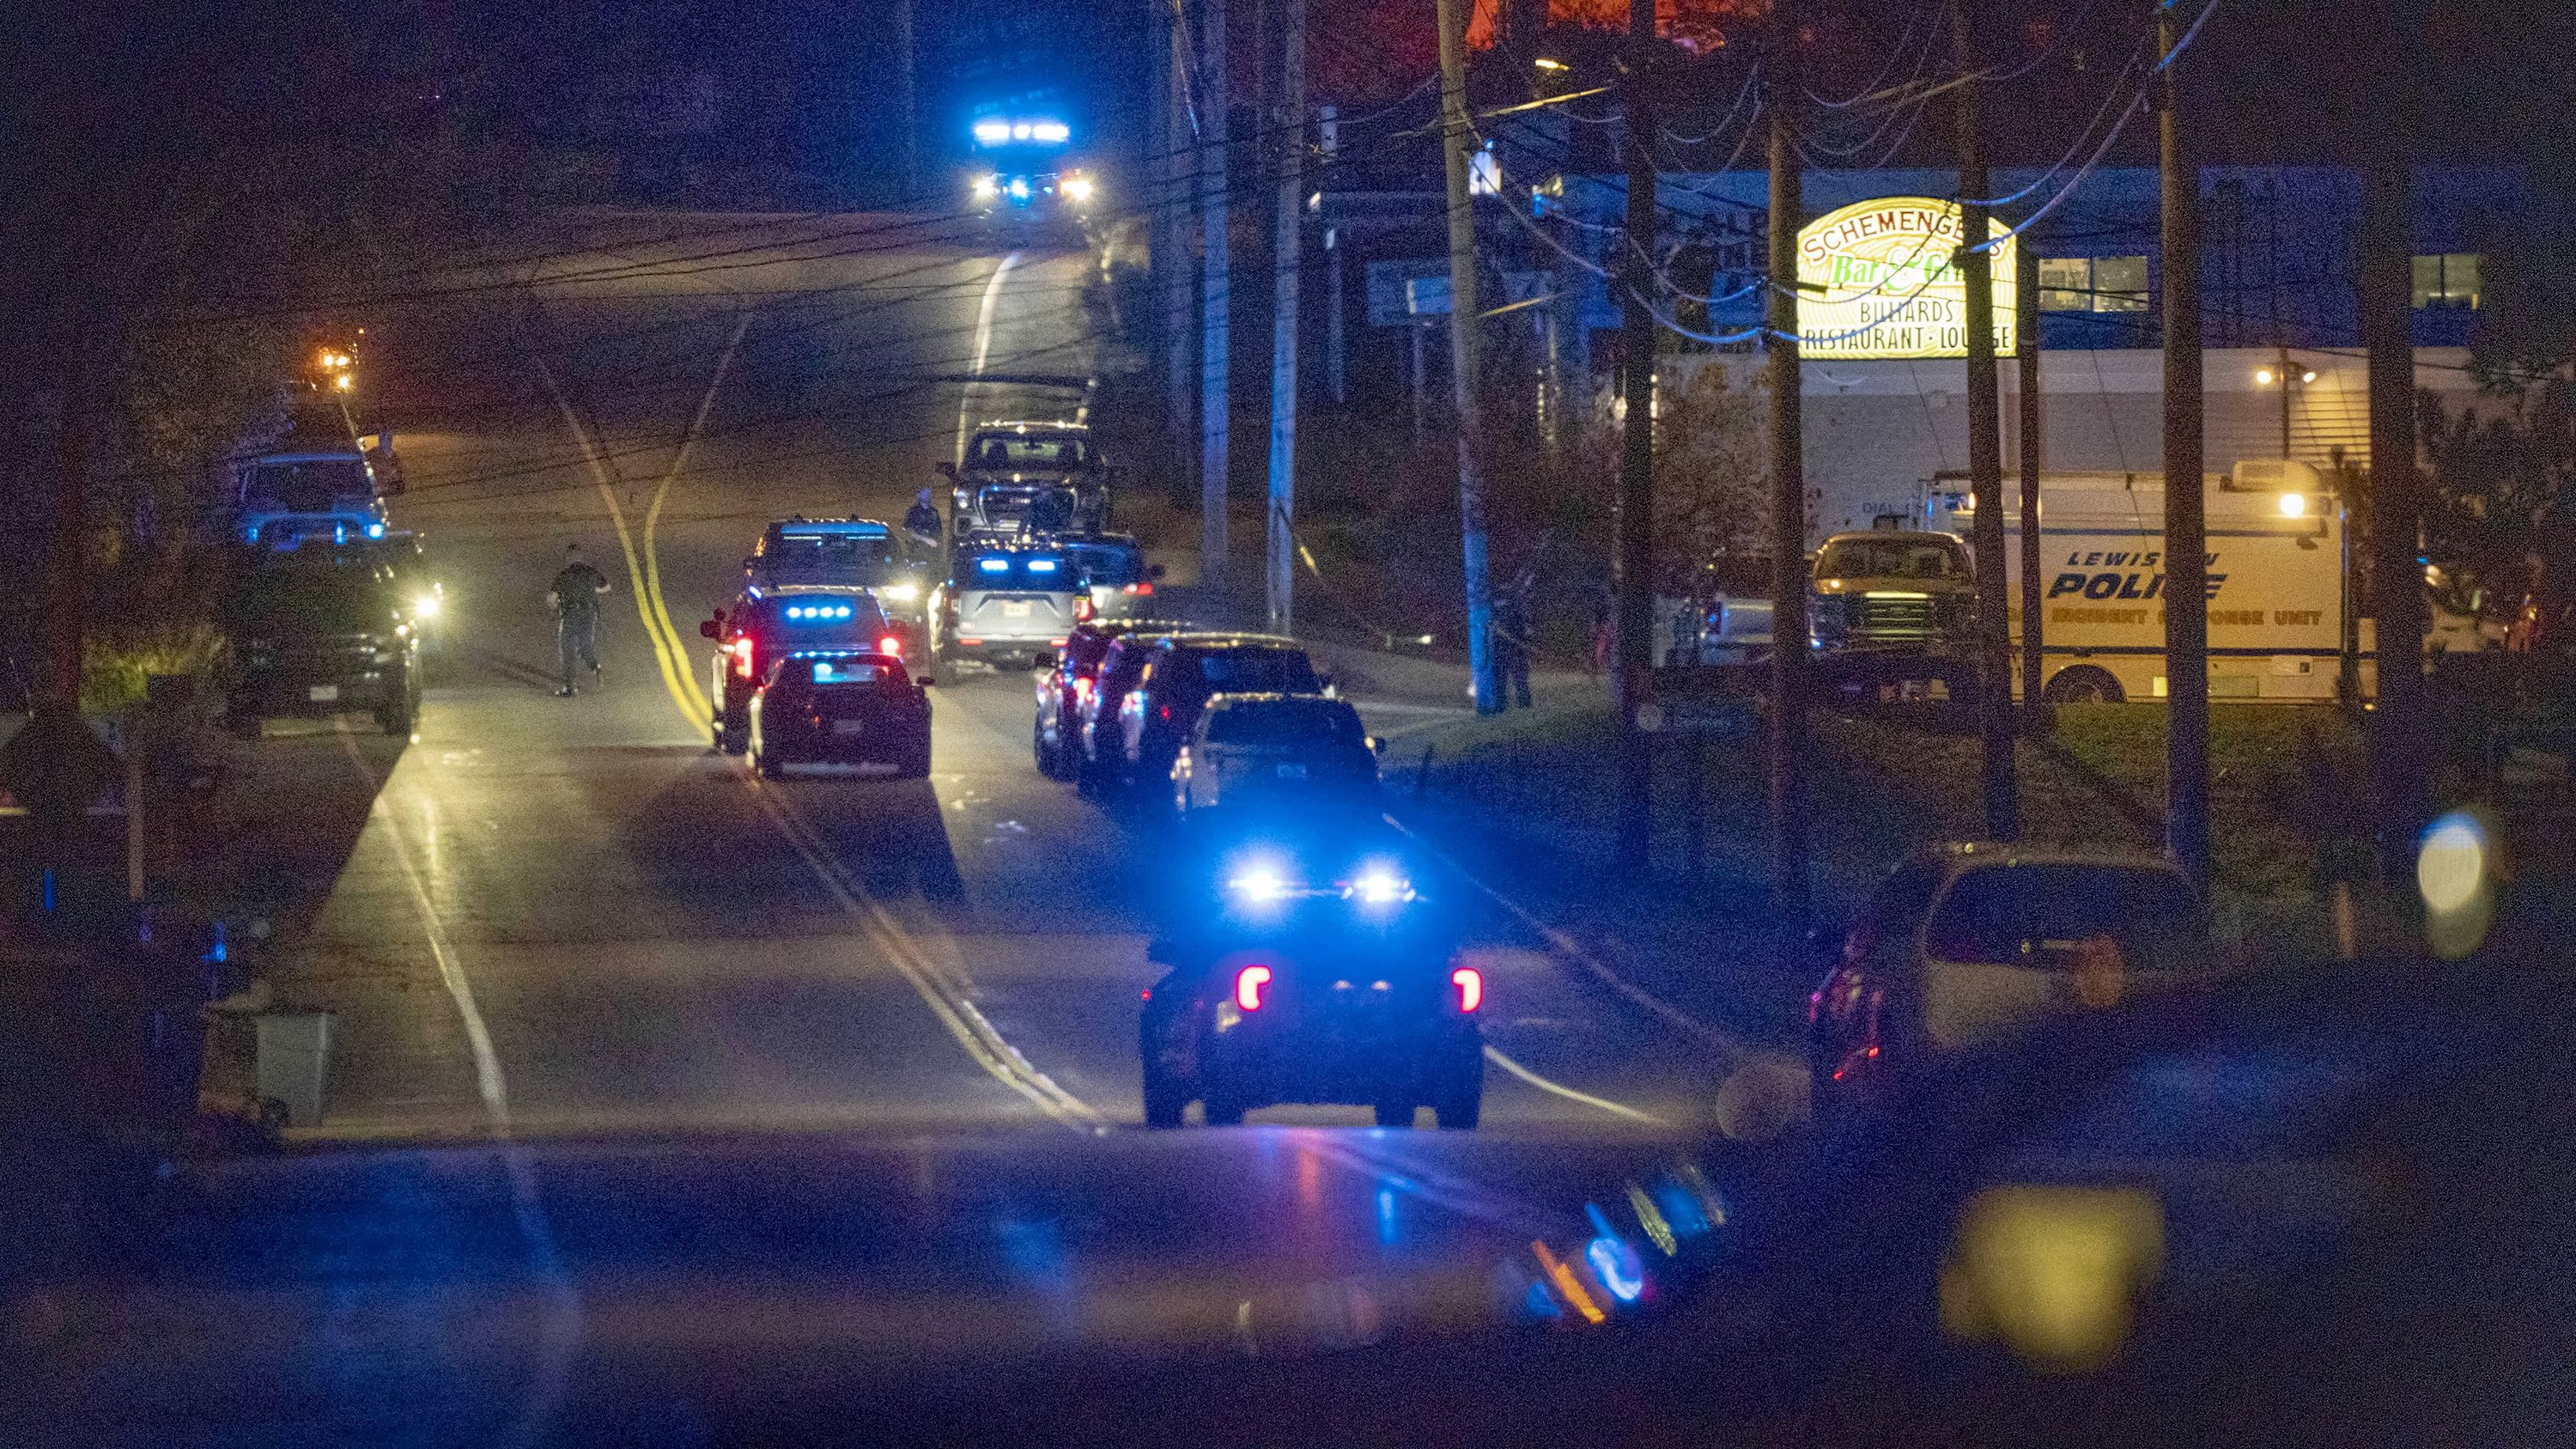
[234,448,393,551]
[702,589,903,755]
[1137,807,1485,1129]
[747,649,933,781]
[964,114,1097,226]
[744,517,933,631]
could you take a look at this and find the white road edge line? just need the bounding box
[337,734,581,1448]
[1484,1045,1668,1126]
[746,781,1108,1134]
[953,251,1023,466]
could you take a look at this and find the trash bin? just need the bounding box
[253,1011,335,1129]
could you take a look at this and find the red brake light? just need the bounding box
[732,636,756,679]
[1234,964,1273,1013]
[1072,676,1093,698]
[878,634,902,657]
[1451,965,1483,1014]
[1126,581,1155,595]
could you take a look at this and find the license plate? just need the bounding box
[307,685,340,703]
[1004,601,1033,618]
[831,720,868,737]
[1275,762,1307,779]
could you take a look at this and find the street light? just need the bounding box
[2253,347,2318,459]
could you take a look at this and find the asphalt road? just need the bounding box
[21,213,1759,1443]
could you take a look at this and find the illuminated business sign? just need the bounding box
[1795,198,2017,360]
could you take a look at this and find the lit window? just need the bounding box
[2038,255,2149,313]
[2412,253,2481,308]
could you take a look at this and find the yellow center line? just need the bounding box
[522,344,703,730]
[643,309,750,727]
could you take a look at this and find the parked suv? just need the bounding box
[1807,843,2208,1118]
[234,449,392,551]
[1109,636,1324,802]
[935,544,1078,670]
[1033,618,1188,780]
[224,556,422,736]
[1171,693,1378,816]
[1807,530,1978,700]
[744,518,932,632]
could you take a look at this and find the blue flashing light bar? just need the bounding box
[973,118,1072,147]
[1025,557,1059,574]
[786,603,856,621]
[977,557,1011,574]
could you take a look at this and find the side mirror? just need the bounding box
[935,460,956,479]
[1318,674,1338,698]
[742,556,756,573]
[1148,563,1168,581]
[700,616,722,640]
[917,675,937,689]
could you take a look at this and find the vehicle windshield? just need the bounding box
[1206,698,1364,747]
[1815,537,1968,581]
[1190,648,1320,693]
[763,531,896,580]
[243,458,372,512]
[968,434,1091,471]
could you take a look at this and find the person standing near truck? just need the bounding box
[548,542,611,697]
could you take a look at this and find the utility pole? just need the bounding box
[2360,39,2426,886]
[1266,0,1305,635]
[2159,0,2209,888]
[2016,230,2044,715]
[892,0,919,201]
[1613,0,1658,865]
[1164,2,1195,485]
[1953,0,2016,841]
[1436,0,1498,712]
[1201,0,1232,589]
[1765,0,1810,962]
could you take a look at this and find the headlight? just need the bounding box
[412,593,441,619]
[882,583,920,604]
[971,174,999,199]
[1347,864,1414,905]
[1062,175,1096,204]
[1226,865,1291,904]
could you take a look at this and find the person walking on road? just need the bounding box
[549,542,611,697]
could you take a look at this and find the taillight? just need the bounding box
[1451,966,1483,1014]
[732,636,756,679]
[1072,596,1093,621]
[1072,676,1093,699]
[1234,965,1273,1013]
[1124,581,1155,596]
[878,634,902,657]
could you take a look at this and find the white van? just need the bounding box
[1925,459,2370,703]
